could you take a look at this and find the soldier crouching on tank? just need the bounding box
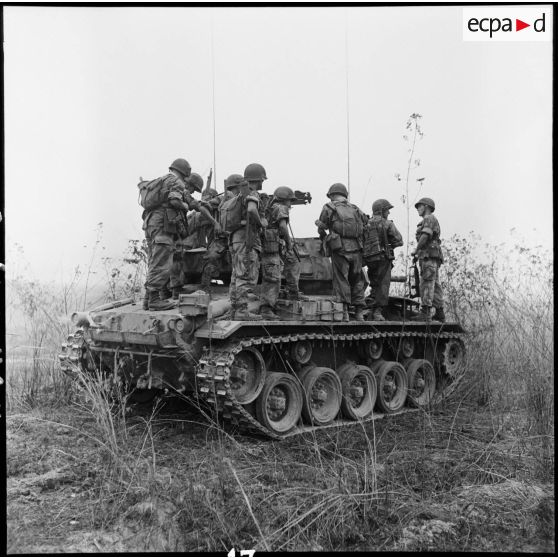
[259,186,302,319]
[411,197,445,322]
[316,183,368,321]
[166,173,222,298]
[363,199,403,321]
[220,164,268,320]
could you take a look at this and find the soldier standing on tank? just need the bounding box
[315,183,368,321]
[363,199,403,321]
[224,164,268,320]
[142,160,218,310]
[259,186,302,319]
[411,197,445,322]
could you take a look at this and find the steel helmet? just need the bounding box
[202,188,219,199]
[224,174,245,190]
[169,158,192,178]
[327,183,348,198]
[415,197,435,211]
[244,163,267,182]
[372,199,394,214]
[273,186,296,201]
[187,173,204,192]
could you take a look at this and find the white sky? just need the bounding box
[3,5,553,282]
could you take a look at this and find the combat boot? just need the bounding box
[160,287,173,301]
[233,304,262,321]
[432,307,446,322]
[411,306,432,322]
[354,306,367,322]
[148,291,176,311]
[260,305,280,320]
[371,307,386,321]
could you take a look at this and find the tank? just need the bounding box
[59,237,466,439]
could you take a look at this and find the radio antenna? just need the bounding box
[210,11,217,189]
[344,9,351,198]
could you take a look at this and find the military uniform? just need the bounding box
[317,199,368,312]
[415,213,444,309]
[260,202,300,310]
[364,215,403,314]
[228,190,262,313]
[201,195,229,290]
[143,173,200,294]
[181,212,207,250]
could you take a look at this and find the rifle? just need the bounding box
[382,224,395,261]
[287,222,301,262]
[245,205,252,271]
[204,168,213,193]
[410,257,420,298]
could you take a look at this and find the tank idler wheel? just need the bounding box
[299,366,342,425]
[402,358,436,407]
[374,361,408,413]
[255,372,303,434]
[290,340,313,364]
[399,337,415,359]
[439,339,466,379]
[230,348,266,404]
[337,363,377,420]
[361,338,383,360]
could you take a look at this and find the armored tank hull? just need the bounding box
[59,238,467,439]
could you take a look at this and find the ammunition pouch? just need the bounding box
[426,241,443,262]
[263,228,280,254]
[325,232,343,253]
[163,208,188,238]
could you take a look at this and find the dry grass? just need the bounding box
[5,236,555,553]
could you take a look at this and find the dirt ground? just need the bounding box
[6,401,555,554]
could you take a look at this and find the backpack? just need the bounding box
[137,175,170,210]
[328,201,363,239]
[219,195,245,233]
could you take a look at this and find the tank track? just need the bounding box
[196,329,466,440]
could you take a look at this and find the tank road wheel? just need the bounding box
[255,372,303,434]
[299,367,342,425]
[290,340,313,364]
[439,339,467,380]
[360,338,383,360]
[374,361,408,413]
[337,363,377,420]
[402,358,436,407]
[399,337,415,359]
[230,348,266,404]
